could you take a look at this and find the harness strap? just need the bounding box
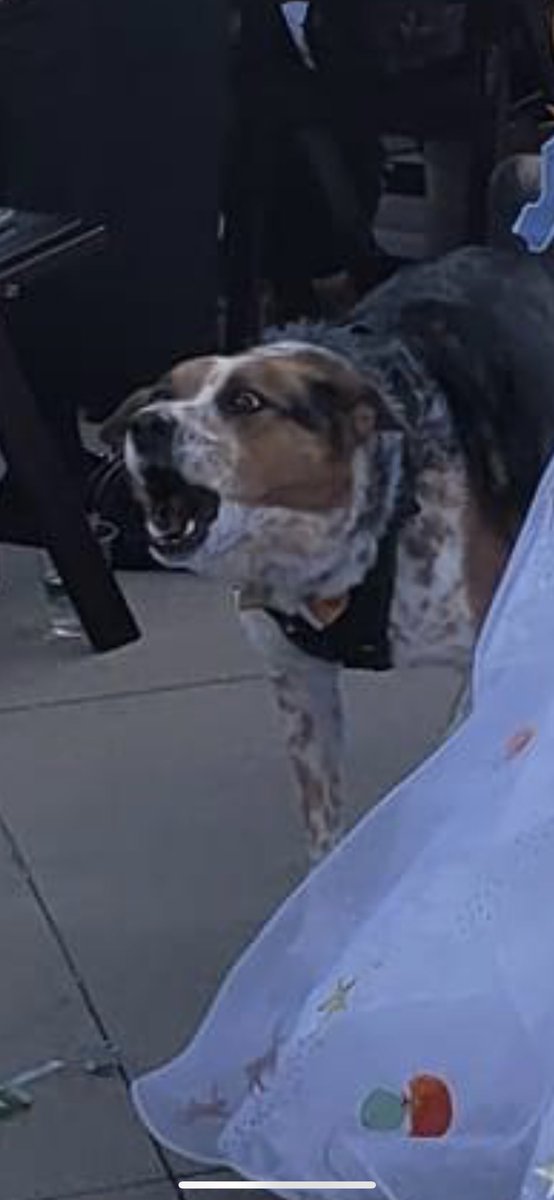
[265,522,400,671]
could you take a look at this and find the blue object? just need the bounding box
[513,136,554,252]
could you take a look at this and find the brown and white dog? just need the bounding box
[105,247,554,862]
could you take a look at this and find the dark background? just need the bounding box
[0,0,227,421]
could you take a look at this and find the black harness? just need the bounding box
[265,522,401,670]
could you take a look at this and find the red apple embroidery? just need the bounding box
[360,1074,454,1139]
[407,1074,454,1138]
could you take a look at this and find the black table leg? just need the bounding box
[0,311,140,653]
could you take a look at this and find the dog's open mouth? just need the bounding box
[142,467,220,558]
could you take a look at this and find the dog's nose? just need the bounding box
[130,408,174,455]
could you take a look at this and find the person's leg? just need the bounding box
[98,0,225,398]
[423,139,472,256]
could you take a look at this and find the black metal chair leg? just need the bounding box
[0,312,140,653]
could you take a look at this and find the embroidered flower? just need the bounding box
[317,978,356,1016]
[504,727,536,760]
[244,1029,282,1094]
[182,1084,229,1125]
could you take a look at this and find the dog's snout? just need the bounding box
[130,408,174,456]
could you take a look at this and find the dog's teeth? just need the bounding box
[184,519,196,536]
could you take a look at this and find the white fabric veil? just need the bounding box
[133,453,554,1200]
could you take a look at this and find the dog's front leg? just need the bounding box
[273,661,344,864]
[240,609,344,864]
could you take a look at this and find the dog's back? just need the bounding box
[278,246,554,533]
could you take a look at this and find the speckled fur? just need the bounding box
[121,246,554,862]
[391,461,474,668]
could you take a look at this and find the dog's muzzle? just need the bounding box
[126,408,220,559]
[129,406,175,460]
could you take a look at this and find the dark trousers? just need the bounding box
[227,0,384,308]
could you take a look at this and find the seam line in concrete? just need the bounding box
[0,672,263,719]
[0,809,176,1188]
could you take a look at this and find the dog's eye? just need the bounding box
[220,390,265,417]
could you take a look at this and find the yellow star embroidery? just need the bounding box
[318,978,356,1016]
[535,1160,554,1198]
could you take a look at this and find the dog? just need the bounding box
[104,246,554,863]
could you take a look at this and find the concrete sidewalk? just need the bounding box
[0,546,459,1200]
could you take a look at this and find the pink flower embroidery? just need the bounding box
[245,1029,282,1094]
[182,1084,229,1125]
[504,727,536,760]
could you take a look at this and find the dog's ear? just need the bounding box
[100,387,155,451]
[310,377,378,450]
[295,356,379,450]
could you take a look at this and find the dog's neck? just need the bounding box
[192,429,408,617]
